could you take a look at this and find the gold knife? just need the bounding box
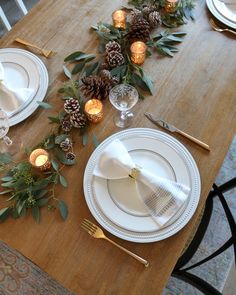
[145,112,210,151]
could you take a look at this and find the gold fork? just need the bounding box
[210,18,236,35]
[81,219,149,267]
[15,38,56,58]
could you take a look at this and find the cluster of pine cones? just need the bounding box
[128,5,162,43]
[58,137,76,161]
[80,44,120,100]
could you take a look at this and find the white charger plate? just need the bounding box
[0,48,49,126]
[206,0,236,29]
[83,128,201,243]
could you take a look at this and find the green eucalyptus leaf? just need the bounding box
[71,62,86,75]
[51,159,59,171]
[63,66,72,79]
[32,206,40,223]
[0,207,10,221]
[48,116,60,124]
[17,200,26,215]
[35,189,48,199]
[85,62,99,76]
[64,51,84,62]
[19,205,26,217]
[75,54,96,62]
[59,175,68,187]
[0,153,12,165]
[0,189,13,195]
[82,132,88,146]
[58,200,68,220]
[92,134,99,148]
[1,176,13,182]
[141,72,154,95]
[37,101,53,109]
[166,35,184,42]
[131,73,150,93]
[37,198,49,207]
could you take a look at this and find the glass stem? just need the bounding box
[120,111,127,121]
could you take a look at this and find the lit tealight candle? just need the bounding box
[29,149,51,171]
[112,10,126,29]
[84,99,103,123]
[165,0,179,13]
[130,41,147,65]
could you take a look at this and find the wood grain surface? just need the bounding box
[0,0,236,294]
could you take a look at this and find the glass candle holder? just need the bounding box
[165,0,179,13]
[29,148,51,171]
[84,99,103,123]
[130,41,147,65]
[112,10,126,29]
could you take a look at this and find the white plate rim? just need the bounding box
[0,48,49,126]
[83,128,201,243]
[206,0,236,29]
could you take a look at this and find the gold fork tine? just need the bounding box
[81,219,149,267]
[209,18,236,35]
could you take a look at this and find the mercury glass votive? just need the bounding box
[165,0,179,13]
[29,148,51,171]
[84,99,103,123]
[130,41,147,65]
[112,10,126,29]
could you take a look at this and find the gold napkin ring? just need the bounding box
[129,168,140,180]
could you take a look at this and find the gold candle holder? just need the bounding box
[84,99,103,123]
[165,0,179,13]
[112,10,126,29]
[130,41,147,65]
[29,148,51,171]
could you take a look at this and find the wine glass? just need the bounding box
[0,108,12,150]
[109,84,139,128]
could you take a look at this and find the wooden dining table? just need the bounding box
[0,0,236,294]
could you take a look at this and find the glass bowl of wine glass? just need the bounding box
[109,84,139,128]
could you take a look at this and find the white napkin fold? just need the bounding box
[0,62,34,113]
[94,139,190,228]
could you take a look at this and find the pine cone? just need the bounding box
[66,152,76,161]
[64,98,80,114]
[81,76,103,99]
[105,41,121,54]
[61,119,72,132]
[130,8,142,24]
[106,51,124,68]
[142,5,157,19]
[128,18,150,44]
[148,11,162,28]
[100,62,110,71]
[100,69,112,80]
[70,112,87,128]
[60,138,72,152]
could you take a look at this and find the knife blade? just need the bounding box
[144,112,210,151]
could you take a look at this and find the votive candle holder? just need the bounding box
[84,99,103,123]
[130,41,147,65]
[112,10,127,29]
[29,148,51,171]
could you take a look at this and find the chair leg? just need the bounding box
[14,0,28,15]
[0,6,11,31]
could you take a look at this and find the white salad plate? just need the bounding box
[206,0,236,29]
[83,128,201,243]
[0,48,49,126]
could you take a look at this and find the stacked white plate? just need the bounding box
[206,0,236,29]
[83,128,201,243]
[0,48,49,126]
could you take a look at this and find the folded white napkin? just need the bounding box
[0,62,34,113]
[94,139,190,228]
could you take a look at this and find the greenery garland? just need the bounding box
[0,0,195,223]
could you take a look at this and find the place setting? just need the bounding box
[206,0,236,32]
[0,47,49,126]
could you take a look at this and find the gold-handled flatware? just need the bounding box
[81,219,149,267]
[145,112,210,151]
[15,38,56,58]
[209,18,236,36]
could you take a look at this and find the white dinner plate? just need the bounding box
[0,48,49,126]
[206,0,236,29]
[83,128,201,243]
